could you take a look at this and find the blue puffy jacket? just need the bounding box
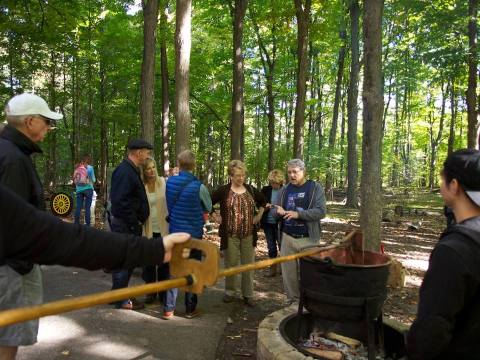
[166,171,204,238]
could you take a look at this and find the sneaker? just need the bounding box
[223,294,235,303]
[118,299,145,310]
[130,297,145,309]
[185,309,200,319]
[162,311,174,320]
[243,297,255,307]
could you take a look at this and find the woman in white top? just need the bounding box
[141,158,172,305]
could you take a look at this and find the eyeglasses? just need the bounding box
[41,116,56,127]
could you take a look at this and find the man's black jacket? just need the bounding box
[0,125,45,210]
[0,184,166,270]
[406,218,480,359]
[110,159,149,229]
[0,125,45,274]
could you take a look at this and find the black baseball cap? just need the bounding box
[443,149,480,206]
[127,138,153,150]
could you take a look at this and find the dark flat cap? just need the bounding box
[127,138,153,150]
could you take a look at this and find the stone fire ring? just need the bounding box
[257,305,315,360]
[257,305,410,360]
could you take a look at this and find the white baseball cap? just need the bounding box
[5,93,63,121]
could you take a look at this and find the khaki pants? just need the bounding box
[280,233,319,300]
[225,235,255,298]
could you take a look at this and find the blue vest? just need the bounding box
[166,171,204,238]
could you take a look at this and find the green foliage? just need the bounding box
[0,0,475,191]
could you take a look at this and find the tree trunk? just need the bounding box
[99,58,108,203]
[175,0,192,154]
[428,83,446,190]
[293,0,311,159]
[391,84,400,187]
[87,8,94,156]
[160,1,170,176]
[467,0,478,148]
[346,0,360,208]
[230,0,248,160]
[44,51,57,190]
[448,78,456,155]
[360,0,384,251]
[140,0,160,146]
[325,29,347,192]
[316,66,325,152]
[250,9,277,170]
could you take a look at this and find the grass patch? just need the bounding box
[326,189,444,222]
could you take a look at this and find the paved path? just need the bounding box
[17,266,231,360]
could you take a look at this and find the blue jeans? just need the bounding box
[111,269,133,307]
[184,249,201,313]
[142,233,178,311]
[159,248,201,313]
[110,218,140,307]
[263,222,281,258]
[157,263,178,312]
[74,188,93,226]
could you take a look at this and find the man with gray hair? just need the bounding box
[0,93,62,359]
[273,159,326,303]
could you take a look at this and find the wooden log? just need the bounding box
[325,332,361,349]
[304,347,343,360]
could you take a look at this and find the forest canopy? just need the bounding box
[0,0,477,193]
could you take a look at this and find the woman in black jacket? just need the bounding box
[260,169,285,277]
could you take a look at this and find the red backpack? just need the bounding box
[73,165,89,185]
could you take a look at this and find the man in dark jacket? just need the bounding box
[406,149,480,360]
[109,139,152,310]
[0,183,189,357]
[0,93,62,359]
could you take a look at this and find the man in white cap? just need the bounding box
[0,93,62,359]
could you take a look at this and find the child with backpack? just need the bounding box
[407,149,480,359]
[73,155,96,226]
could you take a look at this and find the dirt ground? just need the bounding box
[209,202,446,360]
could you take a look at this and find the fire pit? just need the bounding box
[257,307,407,360]
[259,231,404,360]
[281,312,406,360]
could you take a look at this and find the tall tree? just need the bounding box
[230,0,248,160]
[467,0,478,148]
[360,0,384,251]
[293,0,311,159]
[447,78,456,155]
[427,82,446,189]
[325,28,347,192]
[250,2,278,170]
[175,0,192,154]
[140,0,160,146]
[160,0,170,175]
[346,0,360,208]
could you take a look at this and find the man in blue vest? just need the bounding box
[165,150,212,319]
[273,159,326,304]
